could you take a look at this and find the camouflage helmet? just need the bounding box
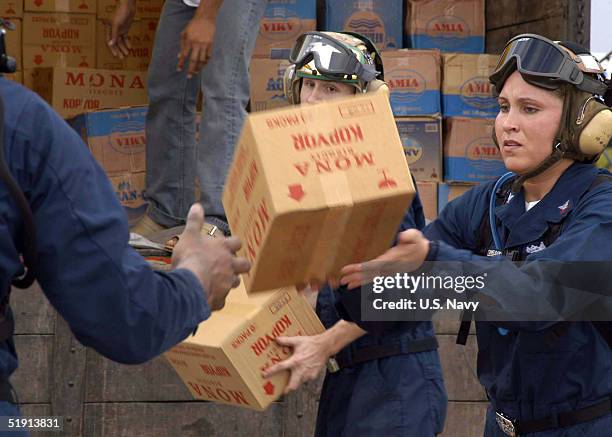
[284,31,385,104]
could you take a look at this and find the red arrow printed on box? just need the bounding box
[288,184,305,202]
[263,381,275,396]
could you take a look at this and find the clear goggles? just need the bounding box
[289,32,378,82]
[490,34,607,95]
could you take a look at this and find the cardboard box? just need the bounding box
[4,70,22,83]
[442,53,498,118]
[97,0,163,20]
[325,0,403,50]
[32,67,148,118]
[382,49,441,116]
[249,58,290,112]
[96,19,157,71]
[109,171,147,221]
[22,68,35,89]
[443,117,506,183]
[165,283,325,411]
[395,116,442,181]
[4,18,21,71]
[254,0,316,59]
[416,180,437,221]
[25,0,95,14]
[0,0,23,17]
[437,182,475,215]
[223,93,415,292]
[68,105,147,174]
[406,0,485,53]
[23,13,95,69]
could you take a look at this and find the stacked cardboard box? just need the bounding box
[69,106,148,220]
[324,0,403,50]
[96,19,158,71]
[437,182,474,215]
[405,0,485,53]
[383,49,441,116]
[165,283,325,411]
[249,58,291,112]
[23,12,95,69]
[442,53,498,118]
[0,0,23,17]
[396,116,442,182]
[441,54,503,187]
[384,48,441,214]
[254,0,316,59]
[2,0,22,82]
[31,67,148,118]
[97,0,163,20]
[443,117,505,183]
[249,0,316,112]
[400,0,500,212]
[24,0,95,14]
[3,0,156,213]
[416,180,437,221]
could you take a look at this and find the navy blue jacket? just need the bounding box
[424,162,612,419]
[0,79,210,377]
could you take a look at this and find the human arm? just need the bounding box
[176,0,224,78]
[340,180,612,332]
[261,320,366,394]
[107,0,137,59]
[5,83,248,364]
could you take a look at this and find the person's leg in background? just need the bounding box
[133,0,200,235]
[196,0,268,234]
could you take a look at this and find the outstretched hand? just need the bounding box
[340,229,430,289]
[172,203,250,310]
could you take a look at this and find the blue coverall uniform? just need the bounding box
[424,162,612,436]
[315,190,448,436]
[0,80,210,418]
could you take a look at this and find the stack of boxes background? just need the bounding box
[248,0,316,112]
[383,48,442,222]
[404,0,503,217]
[2,0,504,227]
[1,0,23,83]
[2,0,158,219]
[319,0,501,223]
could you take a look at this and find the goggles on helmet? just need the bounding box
[490,34,607,96]
[289,31,379,83]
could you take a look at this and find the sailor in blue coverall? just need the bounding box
[340,36,612,436]
[0,77,249,433]
[263,31,448,436]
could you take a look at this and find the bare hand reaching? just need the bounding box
[172,203,250,310]
[107,0,136,59]
[177,16,216,78]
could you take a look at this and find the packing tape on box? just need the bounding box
[320,172,352,208]
[307,173,354,280]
